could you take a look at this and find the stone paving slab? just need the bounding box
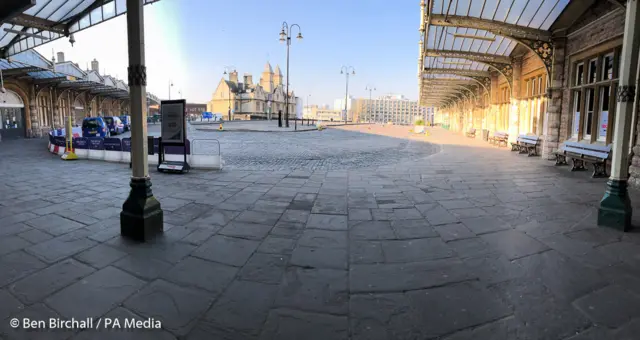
[1,126,640,338]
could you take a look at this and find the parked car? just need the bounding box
[82,117,109,137]
[104,116,125,135]
[120,115,131,131]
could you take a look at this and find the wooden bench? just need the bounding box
[488,131,508,147]
[513,134,540,156]
[466,128,476,138]
[554,141,612,178]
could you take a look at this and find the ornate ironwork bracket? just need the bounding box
[617,85,636,102]
[128,64,147,87]
[470,76,491,94]
[521,39,554,78]
[486,62,513,89]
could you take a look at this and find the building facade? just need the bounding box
[207,62,298,120]
[353,94,427,125]
[302,105,343,121]
[0,50,159,139]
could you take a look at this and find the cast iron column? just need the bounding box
[598,0,640,231]
[121,0,163,241]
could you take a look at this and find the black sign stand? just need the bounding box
[157,99,190,174]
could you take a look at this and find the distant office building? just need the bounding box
[303,105,343,122]
[353,94,427,125]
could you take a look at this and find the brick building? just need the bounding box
[419,0,640,230]
[0,50,160,139]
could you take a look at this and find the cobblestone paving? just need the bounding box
[124,124,441,170]
[1,126,640,339]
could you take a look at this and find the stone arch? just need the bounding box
[0,87,25,106]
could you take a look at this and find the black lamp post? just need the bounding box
[223,65,236,122]
[280,22,303,128]
[365,85,376,123]
[340,66,355,122]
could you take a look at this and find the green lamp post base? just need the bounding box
[598,179,633,232]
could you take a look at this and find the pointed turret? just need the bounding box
[263,62,273,74]
[274,65,283,86]
[261,61,274,92]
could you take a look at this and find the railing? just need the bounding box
[190,138,222,169]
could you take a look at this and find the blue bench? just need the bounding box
[554,141,611,178]
[488,131,508,147]
[513,134,540,156]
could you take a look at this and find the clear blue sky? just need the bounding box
[38,0,421,107]
[171,0,421,106]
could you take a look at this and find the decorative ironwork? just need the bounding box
[617,85,636,102]
[424,49,511,64]
[429,15,552,42]
[424,68,490,78]
[521,39,554,77]
[128,64,147,86]
[571,158,586,172]
[485,62,513,88]
[592,162,608,178]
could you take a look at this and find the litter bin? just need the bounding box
[482,129,490,141]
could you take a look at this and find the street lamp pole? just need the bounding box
[168,80,173,100]
[340,66,355,122]
[365,85,376,123]
[223,66,236,122]
[280,22,303,128]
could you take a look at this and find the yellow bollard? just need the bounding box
[61,116,78,160]
[219,124,224,131]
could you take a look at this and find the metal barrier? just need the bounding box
[190,138,222,169]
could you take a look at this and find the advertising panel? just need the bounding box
[88,137,104,150]
[161,100,186,144]
[103,138,122,151]
[73,137,89,149]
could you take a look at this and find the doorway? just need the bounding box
[0,89,26,139]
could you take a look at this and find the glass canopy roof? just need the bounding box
[421,0,571,106]
[1,0,159,56]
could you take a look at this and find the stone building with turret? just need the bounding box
[207,62,298,120]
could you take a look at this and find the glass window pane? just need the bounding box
[538,76,543,94]
[588,59,597,83]
[598,86,610,141]
[576,63,584,86]
[584,88,595,137]
[603,54,614,80]
[573,91,581,137]
[532,78,537,96]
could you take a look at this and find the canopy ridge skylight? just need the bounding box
[423,82,478,98]
[429,13,554,77]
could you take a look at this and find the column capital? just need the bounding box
[617,85,636,102]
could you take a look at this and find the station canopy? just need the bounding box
[420,0,571,107]
[0,1,161,104]
[0,0,159,57]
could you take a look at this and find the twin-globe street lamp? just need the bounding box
[223,65,236,122]
[279,22,303,128]
[340,66,355,122]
